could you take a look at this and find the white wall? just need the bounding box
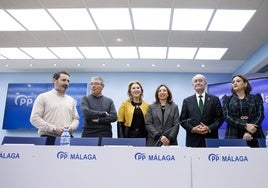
[0,72,231,146]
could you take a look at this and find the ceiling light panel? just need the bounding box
[168,47,197,59]
[195,48,228,60]
[89,8,132,30]
[108,47,138,58]
[20,47,58,59]
[0,54,6,59]
[49,47,84,59]
[79,47,111,58]
[208,9,256,31]
[0,48,31,59]
[7,9,60,31]
[132,8,171,30]
[0,10,25,31]
[172,9,214,31]
[139,47,167,59]
[48,8,96,30]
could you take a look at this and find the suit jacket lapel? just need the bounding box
[155,104,163,124]
[203,93,211,114]
[191,95,201,115]
[163,104,171,125]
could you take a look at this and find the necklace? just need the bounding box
[131,101,142,108]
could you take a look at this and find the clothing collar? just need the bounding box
[51,89,65,97]
[195,92,205,98]
[91,93,103,98]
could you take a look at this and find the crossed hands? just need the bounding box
[243,123,258,141]
[192,122,211,135]
[92,112,110,123]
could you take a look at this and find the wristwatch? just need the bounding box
[52,127,56,133]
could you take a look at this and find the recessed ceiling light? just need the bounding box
[209,9,256,31]
[90,8,132,30]
[78,47,110,58]
[49,47,84,59]
[132,8,171,30]
[0,10,25,31]
[116,38,123,42]
[0,54,6,59]
[195,48,227,60]
[0,48,31,59]
[201,64,205,67]
[109,47,138,58]
[7,9,60,31]
[20,47,58,59]
[48,8,96,30]
[168,47,197,59]
[139,47,166,59]
[172,9,213,31]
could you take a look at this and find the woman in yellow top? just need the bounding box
[117,81,149,138]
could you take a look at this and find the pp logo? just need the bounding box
[134,152,146,160]
[208,153,220,161]
[57,151,68,159]
[15,95,34,106]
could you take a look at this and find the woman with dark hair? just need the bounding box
[222,74,265,147]
[145,84,180,146]
[117,81,149,138]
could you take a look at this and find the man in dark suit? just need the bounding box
[180,74,224,147]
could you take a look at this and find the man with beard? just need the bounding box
[30,71,79,145]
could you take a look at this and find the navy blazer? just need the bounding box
[180,93,224,147]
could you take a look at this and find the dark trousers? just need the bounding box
[41,135,56,145]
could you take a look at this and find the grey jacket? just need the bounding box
[145,102,180,146]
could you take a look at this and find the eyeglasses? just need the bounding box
[90,82,102,86]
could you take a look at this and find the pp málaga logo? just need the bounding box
[208,153,248,162]
[135,152,175,161]
[56,151,97,160]
[57,151,68,159]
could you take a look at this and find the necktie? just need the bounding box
[199,95,204,114]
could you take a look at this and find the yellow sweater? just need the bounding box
[117,100,149,127]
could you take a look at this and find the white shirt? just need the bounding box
[196,92,205,106]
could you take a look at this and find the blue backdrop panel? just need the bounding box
[3,83,87,130]
[208,77,268,129]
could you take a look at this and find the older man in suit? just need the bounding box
[180,74,224,147]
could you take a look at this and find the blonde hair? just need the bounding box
[127,81,144,101]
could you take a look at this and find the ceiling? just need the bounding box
[0,0,268,73]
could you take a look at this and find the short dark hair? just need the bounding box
[53,71,70,80]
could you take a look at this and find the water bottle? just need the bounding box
[266,130,268,148]
[60,128,70,146]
